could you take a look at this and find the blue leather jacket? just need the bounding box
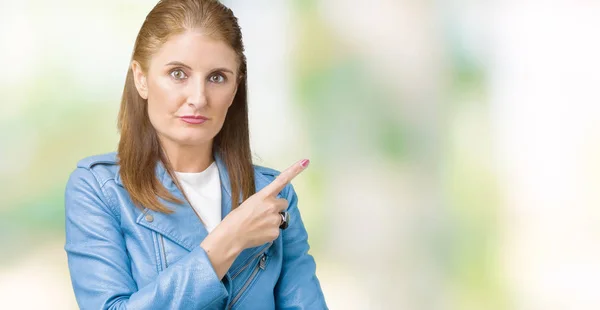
[64,152,328,310]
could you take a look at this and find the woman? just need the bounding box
[64,0,328,309]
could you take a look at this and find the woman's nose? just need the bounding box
[187,80,208,108]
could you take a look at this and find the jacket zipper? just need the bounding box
[227,253,267,309]
[230,242,272,280]
[159,234,169,269]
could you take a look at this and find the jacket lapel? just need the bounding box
[133,160,208,252]
[135,202,208,253]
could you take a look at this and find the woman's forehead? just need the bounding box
[151,29,238,71]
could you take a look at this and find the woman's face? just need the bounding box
[131,29,239,150]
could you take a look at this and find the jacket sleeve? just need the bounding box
[64,167,228,310]
[275,184,328,309]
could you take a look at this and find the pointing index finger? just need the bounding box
[260,159,310,197]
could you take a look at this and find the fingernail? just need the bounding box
[300,159,310,168]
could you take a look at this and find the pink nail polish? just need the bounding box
[300,159,310,168]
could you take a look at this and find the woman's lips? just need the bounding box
[180,115,208,124]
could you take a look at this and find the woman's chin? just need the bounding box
[173,135,213,147]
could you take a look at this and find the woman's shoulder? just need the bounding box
[252,164,296,197]
[253,164,284,187]
[69,152,120,188]
[253,164,281,179]
[65,152,122,222]
[76,151,119,169]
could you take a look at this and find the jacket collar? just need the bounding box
[120,151,271,276]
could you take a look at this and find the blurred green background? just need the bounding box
[1,0,600,309]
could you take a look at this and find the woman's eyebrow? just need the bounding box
[211,67,235,75]
[165,61,192,70]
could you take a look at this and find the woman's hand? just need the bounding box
[200,159,310,279]
[227,158,310,249]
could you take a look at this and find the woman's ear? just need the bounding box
[131,60,148,100]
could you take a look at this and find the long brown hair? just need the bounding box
[117,0,255,214]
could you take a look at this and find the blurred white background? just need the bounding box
[0,0,599,309]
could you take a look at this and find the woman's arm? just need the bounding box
[65,167,230,310]
[200,221,244,280]
[275,184,329,309]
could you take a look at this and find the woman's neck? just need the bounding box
[160,138,214,173]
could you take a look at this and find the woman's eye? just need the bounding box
[170,69,187,80]
[209,74,225,83]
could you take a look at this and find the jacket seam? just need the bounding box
[84,167,120,220]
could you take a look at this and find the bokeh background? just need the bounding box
[1,0,600,309]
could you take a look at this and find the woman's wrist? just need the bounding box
[203,224,244,257]
[200,224,244,279]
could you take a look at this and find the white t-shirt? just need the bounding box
[174,161,222,233]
